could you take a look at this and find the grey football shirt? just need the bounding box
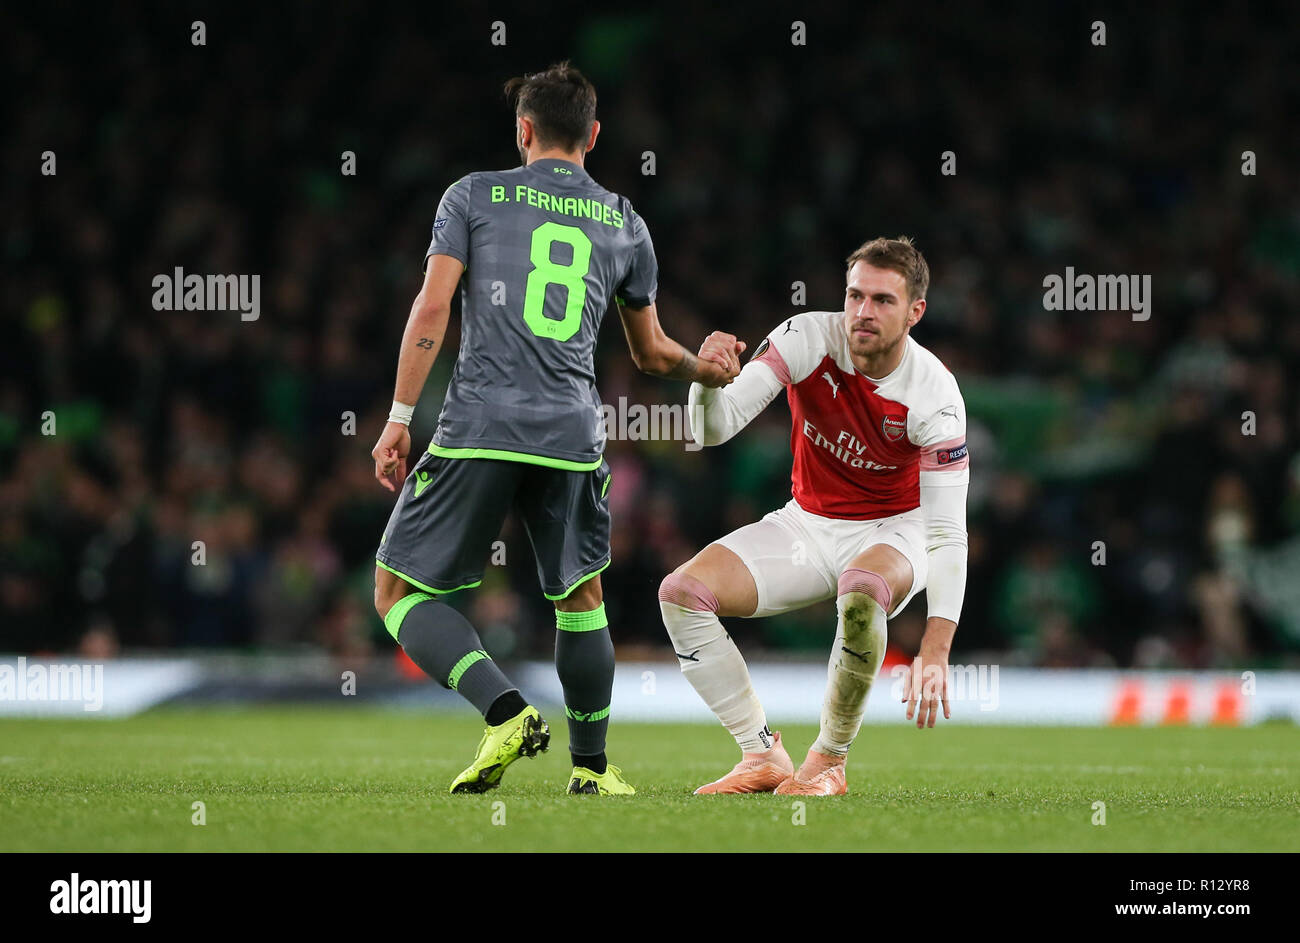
[423,157,658,470]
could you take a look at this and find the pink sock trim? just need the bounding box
[657,573,720,613]
[837,568,891,613]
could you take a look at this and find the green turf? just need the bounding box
[1,707,1295,851]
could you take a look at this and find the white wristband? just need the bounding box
[388,400,415,426]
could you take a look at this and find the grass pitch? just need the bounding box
[1,707,1295,852]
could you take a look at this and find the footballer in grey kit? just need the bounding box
[369,63,743,796]
[427,158,657,466]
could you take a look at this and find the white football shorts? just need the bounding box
[714,499,927,619]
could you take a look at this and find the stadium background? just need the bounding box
[4,1,1299,678]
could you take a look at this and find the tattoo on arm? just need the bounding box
[663,347,700,381]
[415,337,436,350]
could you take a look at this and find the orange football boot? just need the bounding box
[694,731,793,794]
[774,748,848,796]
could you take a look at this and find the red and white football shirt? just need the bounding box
[751,311,968,520]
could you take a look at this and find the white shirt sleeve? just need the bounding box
[912,379,969,623]
[685,313,829,446]
[687,361,785,447]
[920,467,969,624]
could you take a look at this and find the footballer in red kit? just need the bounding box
[659,236,969,795]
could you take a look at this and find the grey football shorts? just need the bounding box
[375,452,612,600]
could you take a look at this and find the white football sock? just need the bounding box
[812,592,888,756]
[660,601,772,753]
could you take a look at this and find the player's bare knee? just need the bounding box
[374,587,399,620]
[846,545,913,604]
[672,544,756,617]
[557,575,602,613]
[886,560,914,607]
[658,571,720,613]
[373,570,391,619]
[373,568,414,620]
[838,568,893,617]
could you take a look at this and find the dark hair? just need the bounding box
[846,236,930,302]
[503,61,597,152]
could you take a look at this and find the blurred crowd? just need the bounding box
[3,3,1298,667]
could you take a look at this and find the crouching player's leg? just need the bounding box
[776,544,913,796]
[660,544,794,794]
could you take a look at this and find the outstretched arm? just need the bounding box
[687,353,785,446]
[617,302,741,386]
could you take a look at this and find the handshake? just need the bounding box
[694,331,748,388]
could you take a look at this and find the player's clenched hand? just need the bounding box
[697,332,746,385]
[902,640,951,728]
[371,422,411,493]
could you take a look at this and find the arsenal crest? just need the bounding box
[882,415,907,441]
